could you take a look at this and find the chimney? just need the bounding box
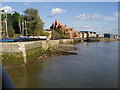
[55,19,58,22]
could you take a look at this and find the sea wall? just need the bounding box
[1,39,81,66]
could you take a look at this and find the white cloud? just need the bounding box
[104,16,116,21]
[46,6,52,9]
[73,25,104,31]
[0,6,14,13]
[23,2,29,6]
[48,8,66,17]
[114,12,118,17]
[114,12,120,17]
[75,12,116,21]
[114,12,120,21]
[75,13,103,20]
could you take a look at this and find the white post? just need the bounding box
[5,14,8,37]
[25,20,28,36]
[22,21,24,36]
[18,43,27,64]
[0,12,2,39]
[19,20,22,35]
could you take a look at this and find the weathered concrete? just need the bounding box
[1,39,81,66]
[59,39,74,44]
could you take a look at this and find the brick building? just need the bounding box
[50,19,80,39]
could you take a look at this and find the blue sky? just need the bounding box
[1,2,118,34]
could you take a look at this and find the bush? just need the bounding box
[52,29,70,39]
[39,31,49,36]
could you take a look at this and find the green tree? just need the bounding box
[8,26,15,38]
[11,12,20,34]
[39,31,49,36]
[53,28,70,39]
[7,12,20,33]
[23,8,44,36]
[51,30,60,39]
[7,12,20,37]
[1,11,16,38]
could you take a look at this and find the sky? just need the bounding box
[1,2,118,34]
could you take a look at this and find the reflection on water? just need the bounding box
[6,41,118,88]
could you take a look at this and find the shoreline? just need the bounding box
[38,44,78,58]
[4,44,78,69]
[2,38,119,69]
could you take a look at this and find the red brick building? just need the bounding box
[50,19,80,39]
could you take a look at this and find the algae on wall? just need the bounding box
[2,52,24,66]
[1,39,80,67]
[26,47,43,63]
[2,47,43,67]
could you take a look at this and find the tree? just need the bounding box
[39,31,49,36]
[52,28,70,39]
[11,12,20,34]
[23,8,44,36]
[7,12,20,33]
[51,30,60,39]
[6,12,20,37]
[7,26,15,38]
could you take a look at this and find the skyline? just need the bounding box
[1,2,118,34]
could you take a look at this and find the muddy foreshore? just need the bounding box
[4,44,78,69]
[37,44,78,60]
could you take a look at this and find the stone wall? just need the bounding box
[1,40,60,66]
[1,39,81,66]
[59,39,74,44]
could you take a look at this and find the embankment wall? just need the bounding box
[1,39,81,66]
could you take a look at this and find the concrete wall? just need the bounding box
[1,40,60,52]
[1,40,60,65]
[1,39,81,66]
[59,39,74,44]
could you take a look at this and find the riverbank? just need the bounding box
[1,38,119,68]
[37,44,77,59]
[4,44,78,69]
[2,39,81,68]
[84,38,119,42]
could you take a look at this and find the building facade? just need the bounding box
[79,31,97,38]
[50,19,80,39]
[104,33,115,39]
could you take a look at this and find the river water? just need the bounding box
[6,41,118,88]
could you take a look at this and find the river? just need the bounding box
[6,41,118,88]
